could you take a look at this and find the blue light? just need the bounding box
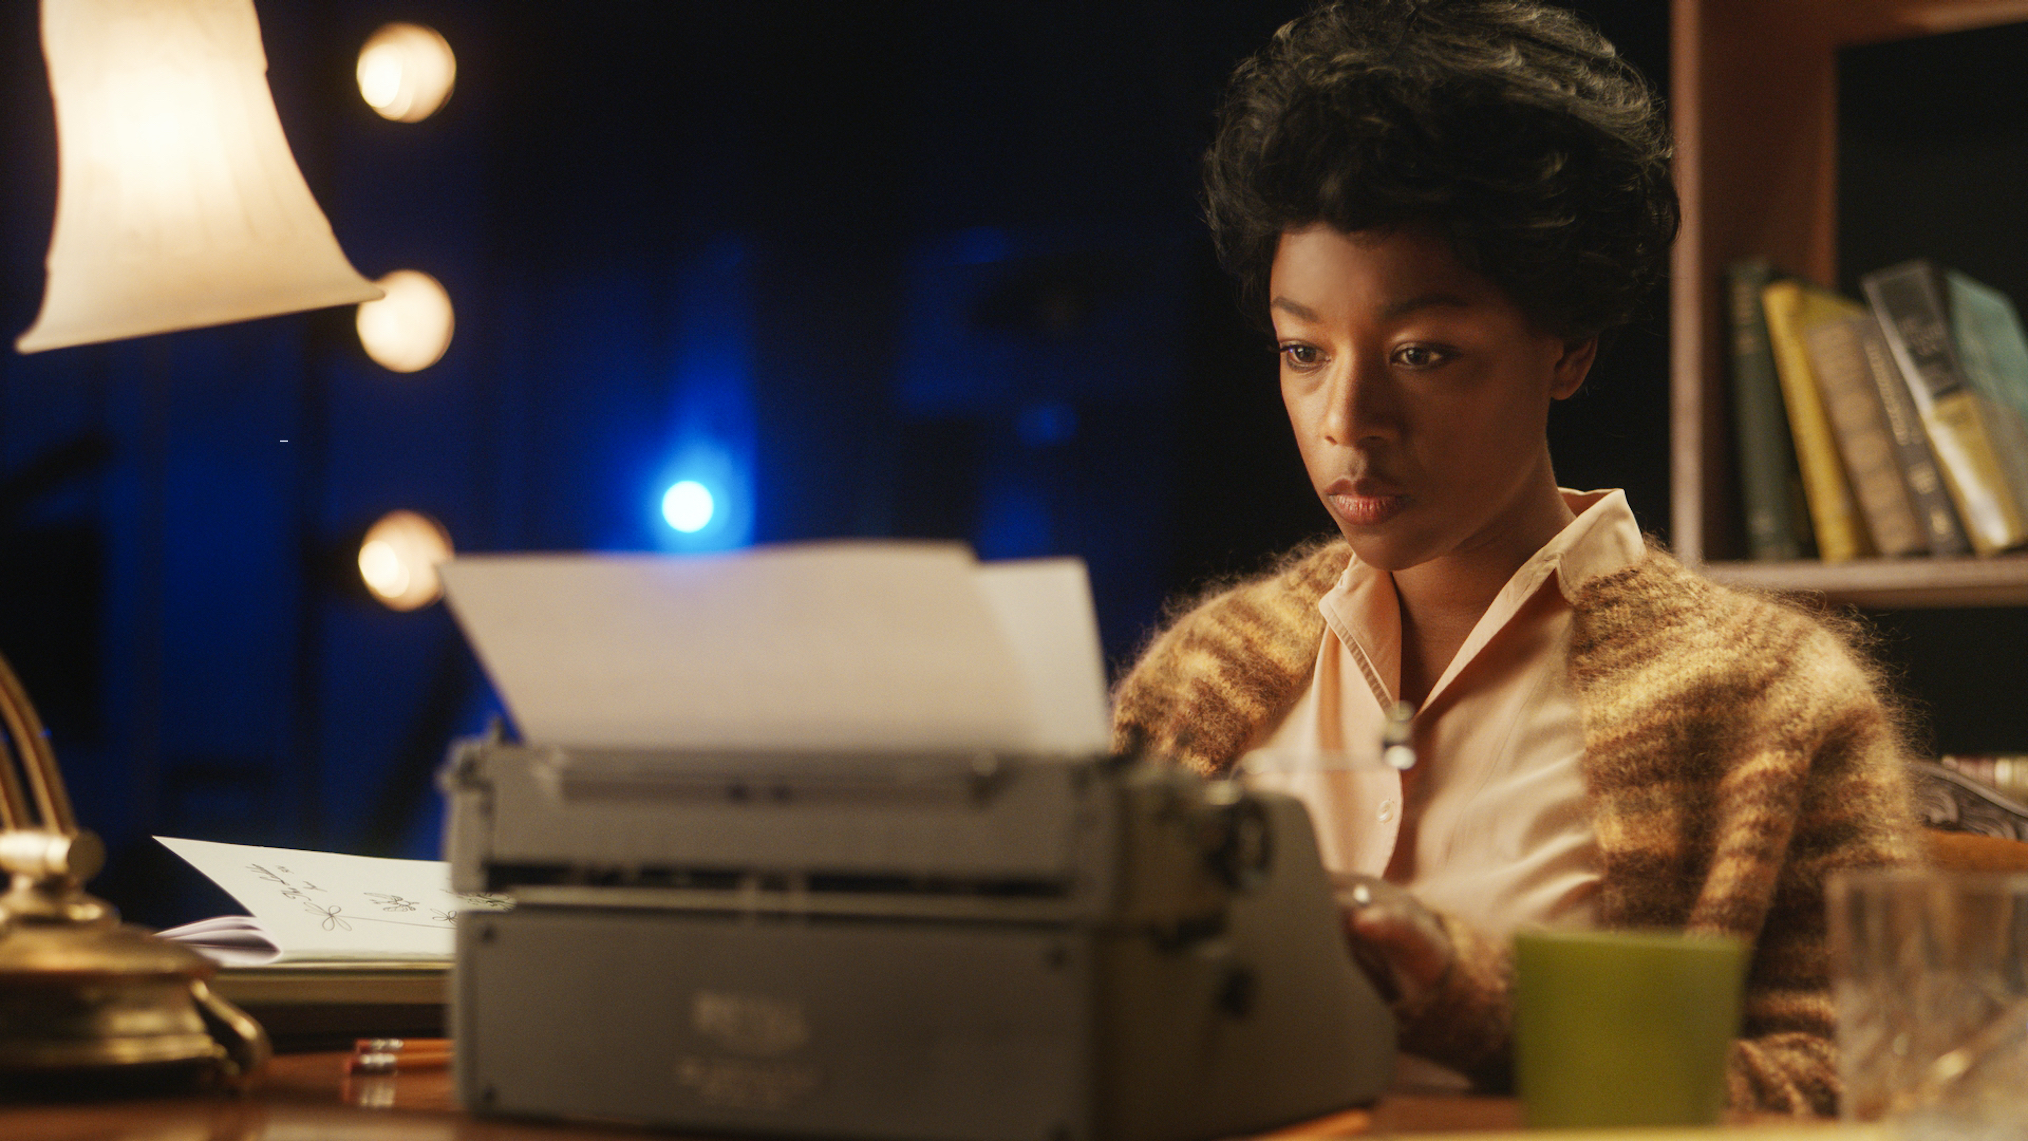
[662,480,715,533]
[651,237,757,554]
[651,443,752,552]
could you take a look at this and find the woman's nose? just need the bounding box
[1322,360,1399,446]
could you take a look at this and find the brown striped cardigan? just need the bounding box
[1111,537,1922,1116]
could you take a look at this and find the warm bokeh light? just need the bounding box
[357,510,454,611]
[356,23,456,123]
[356,270,454,373]
[661,481,716,533]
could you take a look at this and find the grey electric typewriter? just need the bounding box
[442,736,1396,1141]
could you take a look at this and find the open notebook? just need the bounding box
[154,836,508,965]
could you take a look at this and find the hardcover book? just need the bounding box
[1727,260,1811,560]
[1863,260,2028,556]
[1803,313,1928,557]
[1945,269,2028,521]
[1849,313,1970,556]
[1761,279,1872,561]
[155,837,469,1048]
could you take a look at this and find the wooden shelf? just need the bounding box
[1668,0,2028,604]
[1701,554,2028,608]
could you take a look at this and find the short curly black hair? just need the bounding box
[1203,0,1677,342]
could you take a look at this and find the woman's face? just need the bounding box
[1268,223,1594,574]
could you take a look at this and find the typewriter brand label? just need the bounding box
[691,989,810,1055]
[675,1055,823,1111]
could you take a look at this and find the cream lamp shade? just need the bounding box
[15,0,383,355]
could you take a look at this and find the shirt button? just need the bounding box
[1377,799,1398,823]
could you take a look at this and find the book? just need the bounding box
[207,962,448,1049]
[1803,313,1928,557]
[1944,269,2028,522]
[1850,312,1970,556]
[1761,279,1873,561]
[154,836,508,965]
[153,837,488,1047]
[1863,260,2028,556]
[1948,269,2028,421]
[1726,260,1812,560]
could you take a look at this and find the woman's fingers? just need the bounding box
[1333,873,1455,1005]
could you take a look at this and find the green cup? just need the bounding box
[1513,928,1750,1128]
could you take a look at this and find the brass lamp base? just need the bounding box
[0,916,269,1078]
[0,833,269,1084]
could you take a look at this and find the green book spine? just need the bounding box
[1942,269,2028,535]
[1947,269,2028,421]
[1726,260,1809,561]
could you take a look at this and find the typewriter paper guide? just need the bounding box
[438,543,1110,755]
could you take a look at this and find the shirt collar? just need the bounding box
[1328,488,1646,600]
[1316,488,1646,710]
[1545,488,1647,601]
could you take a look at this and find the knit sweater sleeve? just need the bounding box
[1110,538,1348,775]
[1569,552,1923,1116]
[1705,621,1922,1114]
[1394,912,1514,1090]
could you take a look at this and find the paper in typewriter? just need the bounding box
[438,542,1110,754]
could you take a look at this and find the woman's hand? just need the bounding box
[1331,872,1454,1009]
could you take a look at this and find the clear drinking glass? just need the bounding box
[1827,868,2028,1130]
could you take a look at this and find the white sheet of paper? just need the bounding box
[438,542,1109,754]
[155,837,506,962]
[973,558,1111,754]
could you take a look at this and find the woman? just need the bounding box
[1111,0,1920,1115]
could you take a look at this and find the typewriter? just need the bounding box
[442,736,1396,1141]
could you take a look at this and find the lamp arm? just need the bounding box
[0,728,29,832]
[0,651,75,835]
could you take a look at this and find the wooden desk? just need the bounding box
[0,1051,1524,1140]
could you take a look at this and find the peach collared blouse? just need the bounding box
[1249,488,1647,940]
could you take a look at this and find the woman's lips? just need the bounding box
[1324,479,1408,526]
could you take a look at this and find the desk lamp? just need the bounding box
[2,0,383,1079]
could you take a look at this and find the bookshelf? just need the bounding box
[1670,0,2028,606]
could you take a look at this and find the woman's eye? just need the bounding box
[1392,344,1449,369]
[1279,343,1322,368]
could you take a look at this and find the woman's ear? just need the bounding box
[1550,337,1598,400]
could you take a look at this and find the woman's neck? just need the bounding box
[1389,477,1576,707]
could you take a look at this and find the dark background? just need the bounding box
[0,2,2012,929]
